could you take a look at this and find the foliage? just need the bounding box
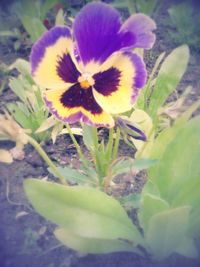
[138,115,200,259]
[7,59,51,142]
[10,0,62,42]
[24,179,144,254]
[0,0,198,259]
[167,2,200,51]
[23,43,200,260]
[112,0,161,15]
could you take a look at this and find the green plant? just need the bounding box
[23,43,200,260]
[2,1,197,261]
[167,2,200,51]
[7,59,50,141]
[10,0,62,42]
[112,0,161,15]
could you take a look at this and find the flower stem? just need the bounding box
[27,135,67,185]
[112,127,120,161]
[65,123,89,169]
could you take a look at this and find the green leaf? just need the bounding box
[48,166,95,185]
[21,16,46,42]
[149,116,200,201]
[172,175,200,207]
[148,45,190,121]
[119,193,141,210]
[139,193,169,231]
[112,158,157,177]
[82,124,97,152]
[24,179,143,244]
[41,0,59,20]
[146,206,191,260]
[54,228,139,254]
[137,52,166,110]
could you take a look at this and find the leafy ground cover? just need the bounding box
[0,0,200,267]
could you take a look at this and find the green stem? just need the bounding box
[66,123,88,169]
[27,136,67,185]
[106,127,114,161]
[112,127,120,161]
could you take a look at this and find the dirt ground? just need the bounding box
[0,0,200,267]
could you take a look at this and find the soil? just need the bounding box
[0,0,200,267]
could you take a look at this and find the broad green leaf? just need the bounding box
[139,193,169,231]
[172,175,200,207]
[148,45,190,120]
[24,179,143,244]
[148,98,200,161]
[149,116,200,201]
[55,228,139,254]
[146,206,191,260]
[141,180,160,197]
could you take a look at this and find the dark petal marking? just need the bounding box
[93,67,121,96]
[73,2,122,64]
[60,83,102,114]
[57,53,81,83]
[31,26,71,74]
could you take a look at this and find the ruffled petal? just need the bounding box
[92,52,147,114]
[120,13,156,50]
[73,2,122,65]
[73,3,156,66]
[44,84,114,128]
[30,26,81,89]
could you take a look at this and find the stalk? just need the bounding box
[27,136,67,185]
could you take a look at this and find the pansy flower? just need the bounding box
[30,2,156,128]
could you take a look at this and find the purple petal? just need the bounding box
[73,2,122,64]
[31,26,71,74]
[120,13,156,50]
[124,52,147,103]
